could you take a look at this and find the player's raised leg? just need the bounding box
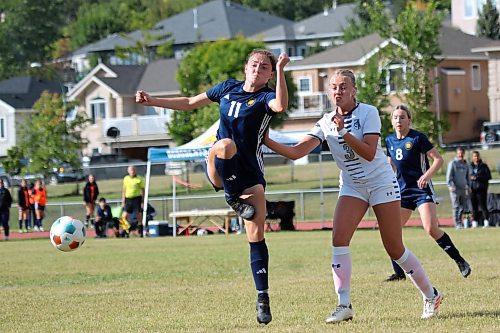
[206,139,255,219]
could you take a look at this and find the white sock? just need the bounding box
[332,246,352,306]
[395,248,434,299]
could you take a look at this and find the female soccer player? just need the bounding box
[136,49,289,325]
[264,69,443,323]
[384,105,471,282]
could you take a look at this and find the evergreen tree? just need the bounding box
[477,0,500,40]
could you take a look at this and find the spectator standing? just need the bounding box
[17,179,31,232]
[83,174,99,228]
[121,166,145,236]
[0,178,13,240]
[470,151,492,227]
[446,147,470,229]
[31,180,47,232]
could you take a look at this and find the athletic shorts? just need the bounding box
[34,203,45,211]
[124,196,142,214]
[400,186,438,211]
[204,156,266,194]
[339,176,401,206]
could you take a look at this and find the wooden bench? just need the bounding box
[169,208,239,236]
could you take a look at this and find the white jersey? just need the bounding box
[308,103,394,186]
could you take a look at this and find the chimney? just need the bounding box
[193,8,198,29]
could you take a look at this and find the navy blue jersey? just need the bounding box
[206,79,276,178]
[385,129,434,193]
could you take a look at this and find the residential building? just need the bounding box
[67,58,180,160]
[0,77,63,157]
[452,0,500,35]
[284,26,496,144]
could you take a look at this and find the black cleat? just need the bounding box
[384,273,406,282]
[256,294,272,325]
[227,197,255,220]
[456,260,471,278]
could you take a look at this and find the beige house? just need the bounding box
[284,27,496,144]
[451,0,500,36]
[67,59,180,160]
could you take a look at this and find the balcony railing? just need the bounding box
[290,92,331,118]
[102,115,169,137]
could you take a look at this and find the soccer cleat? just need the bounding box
[33,226,39,232]
[227,197,255,220]
[39,226,44,232]
[384,273,406,282]
[456,260,471,278]
[326,304,353,323]
[421,288,443,319]
[256,294,272,325]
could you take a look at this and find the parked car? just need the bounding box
[4,159,83,186]
[0,166,12,187]
[82,154,164,180]
[480,121,500,145]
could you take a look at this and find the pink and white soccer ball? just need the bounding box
[50,216,86,252]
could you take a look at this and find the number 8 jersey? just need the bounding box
[207,79,276,180]
[308,103,394,186]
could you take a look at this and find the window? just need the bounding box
[90,97,106,124]
[384,63,406,94]
[297,76,312,94]
[465,0,474,17]
[471,64,481,90]
[0,117,5,139]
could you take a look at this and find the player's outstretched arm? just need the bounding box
[136,90,212,111]
[264,134,320,160]
[269,52,290,113]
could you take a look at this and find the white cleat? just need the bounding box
[421,288,444,319]
[325,305,353,323]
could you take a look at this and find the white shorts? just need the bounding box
[339,176,401,206]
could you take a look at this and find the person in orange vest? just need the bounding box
[83,174,99,228]
[31,180,47,232]
[17,179,31,232]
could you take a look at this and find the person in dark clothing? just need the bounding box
[17,179,31,232]
[0,178,13,241]
[470,151,492,227]
[95,197,116,238]
[83,174,99,228]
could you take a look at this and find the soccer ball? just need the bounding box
[50,216,86,252]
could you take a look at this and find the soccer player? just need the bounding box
[136,49,290,325]
[264,69,443,323]
[384,105,471,282]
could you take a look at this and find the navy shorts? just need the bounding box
[400,186,438,211]
[205,156,266,194]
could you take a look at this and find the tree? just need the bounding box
[392,1,449,145]
[0,0,69,79]
[342,0,392,42]
[115,31,174,64]
[2,92,88,178]
[169,37,296,144]
[477,0,500,40]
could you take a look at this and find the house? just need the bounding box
[67,58,180,160]
[472,41,500,122]
[0,77,63,157]
[251,3,356,58]
[451,0,500,35]
[284,26,496,144]
[70,0,294,75]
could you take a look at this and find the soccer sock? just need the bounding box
[331,246,352,306]
[26,219,31,229]
[391,259,405,277]
[214,156,239,198]
[35,219,41,228]
[18,219,23,229]
[395,248,434,299]
[436,232,465,262]
[250,239,269,293]
[85,215,90,224]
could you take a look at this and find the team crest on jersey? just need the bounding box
[353,119,360,130]
[224,94,230,100]
[405,142,413,150]
[247,99,255,106]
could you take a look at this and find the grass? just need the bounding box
[0,228,499,332]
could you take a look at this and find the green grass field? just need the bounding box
[1,228,499,332]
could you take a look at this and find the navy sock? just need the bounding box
[391,259,405,277]
[19,219,23,229]
[436,232,464,262]
[214,156,239,197]
[250,239,269,292]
